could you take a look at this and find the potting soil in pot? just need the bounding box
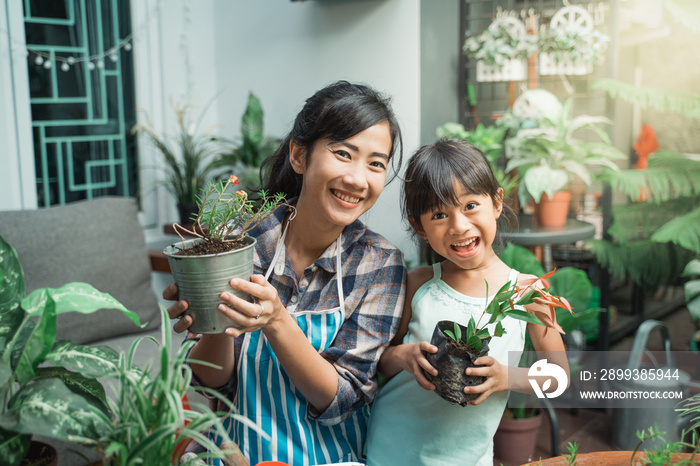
[425,320,491,406]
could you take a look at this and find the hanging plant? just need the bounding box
[463,19,536,66]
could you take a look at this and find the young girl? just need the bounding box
[365,138,568,466]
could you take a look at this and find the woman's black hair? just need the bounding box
[259,81,403,198]
[402,137,516,264]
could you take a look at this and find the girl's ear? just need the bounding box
[289,140,306,175]
[494,187,504,219]
[408,217,427,240]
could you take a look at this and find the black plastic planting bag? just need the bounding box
[424,320,491,406]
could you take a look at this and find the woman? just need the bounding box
[165,81,406,465]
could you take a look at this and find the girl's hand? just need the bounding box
[163,283,197,337]
[396,342,439,391]
[219,274,286,336]
[464,356,508,405]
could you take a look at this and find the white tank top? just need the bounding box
[365,263,526,466]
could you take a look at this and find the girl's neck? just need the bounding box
[440,254,512,298]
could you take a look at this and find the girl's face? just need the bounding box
[290,121,392,231]
[411,180,503,271]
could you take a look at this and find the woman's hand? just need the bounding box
[219,274,287,336]
[163,283,197,336]
[394,342,439,391]
[464,356,508,405]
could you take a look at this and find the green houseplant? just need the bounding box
[133,99,227,225]
[505,96,625,226]
[163,175,286,334]
[463,17,536,82]
[74,307,253,466]
[0,234,143,466]
[209,92,281,193]
[425,269,572,406]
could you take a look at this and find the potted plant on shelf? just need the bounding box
[463,16,536,82]
[424,270,572,406]
[209,92,281,193]
[133,99,227,225]
[163,175,286,334]
[505,96,625,227]
[0,234,142,466]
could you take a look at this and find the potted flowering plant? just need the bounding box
[163,175,286,334]
[425,270,572,406]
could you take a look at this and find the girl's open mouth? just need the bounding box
[450,237,479,255]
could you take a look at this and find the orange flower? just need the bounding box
[235,190,247,199]
[229,175,240,186]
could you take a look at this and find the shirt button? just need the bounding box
[290,295,298,303]
[311,265,318,272]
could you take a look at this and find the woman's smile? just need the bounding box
[331,188,363,206]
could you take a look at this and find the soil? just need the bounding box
[173,237,249,256]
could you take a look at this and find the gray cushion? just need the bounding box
[0,197,160,343]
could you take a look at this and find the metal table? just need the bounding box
[501,214,596,271]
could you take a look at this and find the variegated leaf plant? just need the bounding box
[0,234,144,466]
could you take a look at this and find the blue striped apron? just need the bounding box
[214,227,368,466]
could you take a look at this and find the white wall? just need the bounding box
[207,0,423,263]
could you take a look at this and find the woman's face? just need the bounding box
[290,121,392,231]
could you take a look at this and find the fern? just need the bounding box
[607,196,700,243]
[652,208,700,255]
[600,151,700,204]
[592,79,700,119]
[588,239,694,289]
[662,0,700,34]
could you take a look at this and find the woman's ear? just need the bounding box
[289,140,306,175]
[408,217,427,240]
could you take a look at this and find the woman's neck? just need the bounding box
[284,203,343,277]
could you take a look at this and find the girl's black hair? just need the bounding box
[259,81,403,198]
[402,138,516,264]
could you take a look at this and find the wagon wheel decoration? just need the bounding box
[488,16,527,41]
[550,5,594,33]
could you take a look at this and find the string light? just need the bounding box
[19,34,134,72]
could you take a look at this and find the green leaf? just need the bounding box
[34,367,110,415]
[476,327,491,338]
[503,309,543,325]
[45,341,119,378]
[444,330,456,341]
[2,378,110,441]
[467,336,484,350]
[0,236,26,359]
[22,283,145,328]
[495,322,506,337]
[548,267,593,315]
[465,320,473,341]
[14,297,56,385]
[651,208,700,255]
[0,428,30,466]
[685,278,700,321]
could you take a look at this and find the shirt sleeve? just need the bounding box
[309,246,406,425]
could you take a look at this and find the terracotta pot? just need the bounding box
[424,320,490,406]
[535,191,571,227]
[22,440,58,466]
[493,412,543,465]
[522,450,697,465]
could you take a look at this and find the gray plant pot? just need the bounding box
[163,236,256,334]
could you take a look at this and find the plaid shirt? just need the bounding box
[192,202,406,425]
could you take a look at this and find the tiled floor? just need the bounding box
[494,304,697,465]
